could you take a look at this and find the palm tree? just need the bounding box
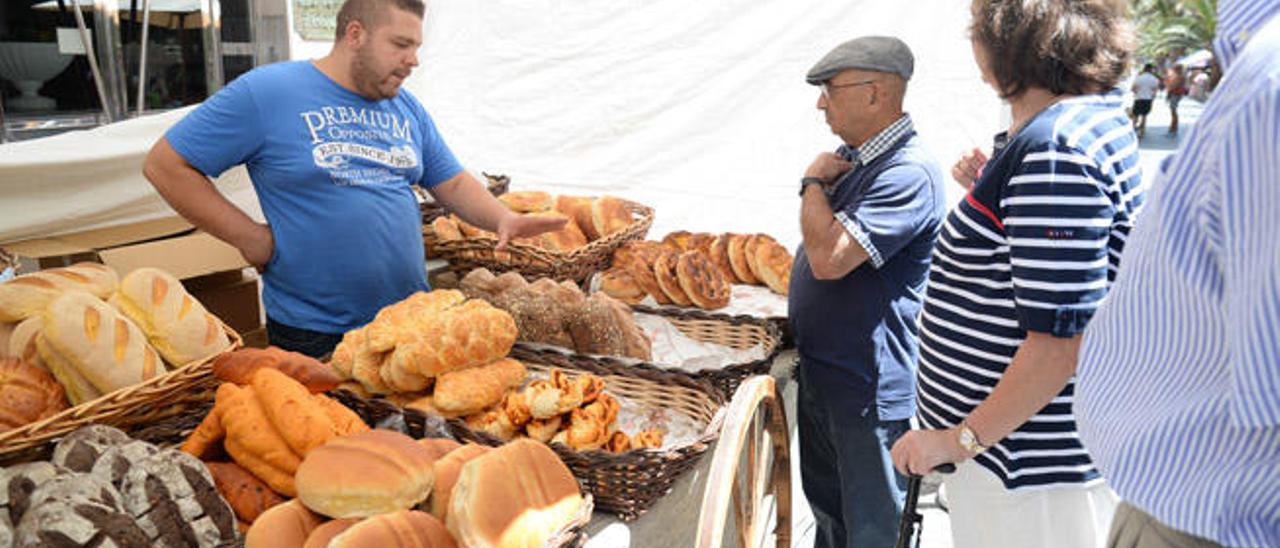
[1131,0,1217,61]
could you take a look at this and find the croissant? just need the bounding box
[433,358,527,416]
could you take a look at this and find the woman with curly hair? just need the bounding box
[891,0,1146,546]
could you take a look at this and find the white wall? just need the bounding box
[293,0,1007,249]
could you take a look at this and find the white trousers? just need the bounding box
[944,460,1119,548]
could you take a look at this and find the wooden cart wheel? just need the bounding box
[695,375,791,548]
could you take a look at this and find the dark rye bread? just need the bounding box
[1,462,60,528]
[119,450,237,547]
[26,473,121,511]
[90,441,160,487]
[51,425,131,473]
[15,498,148,547]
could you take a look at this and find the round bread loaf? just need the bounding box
[446,439,583,548]
[51,424,131,473]
[295,429,436,518]
[707,234,739,283]
[676,251,731,310]
[0,357,66,433]
[303,518,360,548]
[90,440,160,487]
[743,234,778,282]
[497,191,553,213]
[245,499,323,548]
[751,238,793,296]
[119,449,238,547]
[653,251,694,306]
[1,462,60,526]
[727,234,760,284]
[330,510,456,548]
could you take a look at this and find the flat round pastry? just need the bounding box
[553,195,598,240]
[661,231,692,251]
[752,239,794,295]
[591,196,633,238]
[533,211,588,252]
[744,233,779,281]
[119,449,238,547]
[624,258,671,305]
[598,267,645,305]
[676,251,731,310]
[431,216,463,241]
[451,215,494,239]
[688,232,716,255]
[727,234,760,284]
[613,240,664,270]
[707,234,738,282]
[653,251,694,306]
[498,191,553,213]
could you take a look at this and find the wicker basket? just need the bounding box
[423,199,654,284]
[332,345,726,521]
[631,305,782,397]
[0,323,241,466]
[420,172,511,225]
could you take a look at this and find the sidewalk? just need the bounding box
[1135,94,1204,184]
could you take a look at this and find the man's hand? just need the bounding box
[890,428,968,476]
[951,147,989,190]
[237,223,275,270]
[804,152,854,184]
[495,214,568,250]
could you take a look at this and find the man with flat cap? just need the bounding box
[788,36,944,547]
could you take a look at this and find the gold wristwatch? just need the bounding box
[958,421,988,456]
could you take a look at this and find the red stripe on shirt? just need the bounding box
[966,193,1005,231]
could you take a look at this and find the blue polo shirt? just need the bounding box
[788,115,945,421]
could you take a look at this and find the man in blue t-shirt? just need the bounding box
[143,0,565,357]
[790,37,945,547]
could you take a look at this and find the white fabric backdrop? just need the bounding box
[1,0,1003,248]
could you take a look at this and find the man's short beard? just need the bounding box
[351,46,397,99]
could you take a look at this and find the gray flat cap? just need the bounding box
[806,36,915,84]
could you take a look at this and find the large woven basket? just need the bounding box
[632,305,782,397]
[332,345,726,521]
[420,172,511,225]
[0,323,241,465]
[423,199,654,284]
[131,385,593,548]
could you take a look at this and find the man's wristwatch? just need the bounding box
[957,421,988,456]
[799,176,825,196]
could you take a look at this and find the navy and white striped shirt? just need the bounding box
[916,89,1144,490]
[1076,4,1280,546]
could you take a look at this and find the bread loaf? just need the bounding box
[446,439,583,548]
[295,430,436,518]
[727,234,760,284]
[1,462,60,527]
[0,322,12,359]
[653,250,694,306]
[567,293,651,361]
[245,499,323,548]
[205,461,285,524]
[0,357,67,433]
[498,191,553,213]
[111,267,231,366]
[433,358,527,416]
[429,444,490,522]
[431,216,463,241]
[303,518,360,548]
[15,493,149,548]
[51,424,131,473]
[118,449,238,547]
[418,438,463,461]
[0,263,118,322]
[708,234,739,282]
[212,347,341,393]
[676,251,731,310]
[598,267,645,304]
[8,317,44,371]
[330,509,457,548]
[626,257,672,305]
[590,196,633,239]
[553,195,598,241]
[751,237,793,295]
[384,298,518,379]
[744,234,778,281]
[38,291,164,404]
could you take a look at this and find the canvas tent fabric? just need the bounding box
[2,0,1000,251]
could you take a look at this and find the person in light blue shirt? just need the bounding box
[1075,2,1280,546]
[143,0,564,357]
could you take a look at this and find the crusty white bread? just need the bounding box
[110,267,230,366]
[37,291,164,404]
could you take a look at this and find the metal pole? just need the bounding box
[0,93,9,144]
[137,0,152,113]
[71,0,114,123]
[202,0,225,94]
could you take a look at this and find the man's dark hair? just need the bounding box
[1143,63,1156,72]
[970,0,1134,99]
[335,0,426,41]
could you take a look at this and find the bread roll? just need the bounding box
[429,444,491,522]
[330,510,457,548]
[567,293,651,360]
[431,216,463,241]
[433,358,527,416]
[295,430,436,518]
[533,212,588,252]
[0,357,67,433]
[38,291,164,405]
[707,234,738,282]
[447,439,583,548]
[381,297,517,381]
[727,234,760,284]
[212,347,341,393]
[553,195,598,240]
[598,267,645,305]
[8,316,44,371]
[653,250,694,306]
[205,461,285,524]
[418,438,463,461]
[245,499,323,548]
[744,234,779,281]
[0,263,118,322]
[688,232,716,255]
[303,518,360,548]
[590,196,632,239]
[661,231,692,250]
[751,238,793,295]
[676,251,731,310]
[0,321,12,358]
[497,191,553,213]
[625,257,671,305]
[111,267,231,366]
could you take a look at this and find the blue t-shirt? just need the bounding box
[166,61,463,333]
[788,132,945,421]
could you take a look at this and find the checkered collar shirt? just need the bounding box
[837,114,914,171]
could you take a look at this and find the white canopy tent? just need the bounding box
[1,0,1003,249]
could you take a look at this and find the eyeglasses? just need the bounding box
[821,79,876,99]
